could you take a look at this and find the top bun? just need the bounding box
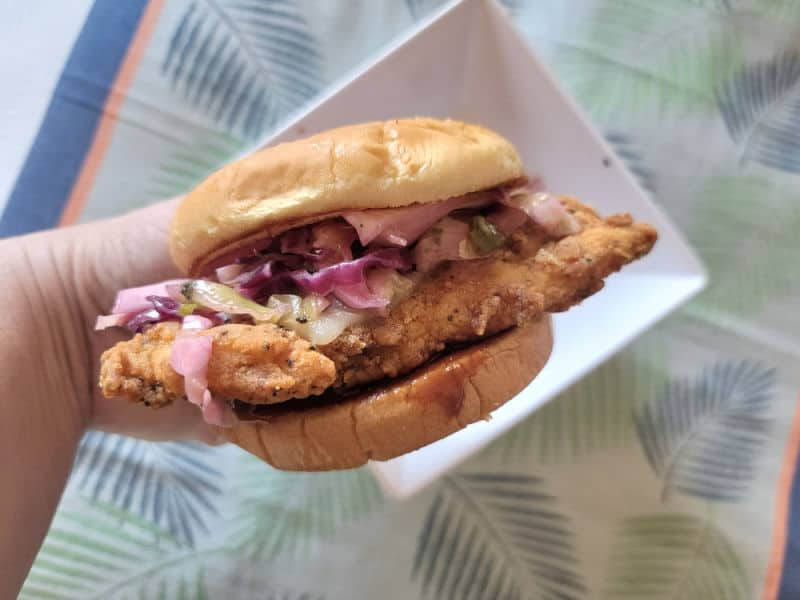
[170,118,524,275]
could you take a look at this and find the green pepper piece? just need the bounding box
[469,216,506,254]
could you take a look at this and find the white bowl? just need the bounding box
[258,0,707,498]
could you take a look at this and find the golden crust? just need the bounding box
[99,322,336,407]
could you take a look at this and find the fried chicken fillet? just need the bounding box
[99,196,656,408]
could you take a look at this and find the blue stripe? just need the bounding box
[778,446,800,599]
[0,0,149,238]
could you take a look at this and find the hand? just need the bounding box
[0,199,226,597]
[2,198,221,444]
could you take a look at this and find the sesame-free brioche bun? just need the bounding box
[170,118,524,275]
[219,316,552,471]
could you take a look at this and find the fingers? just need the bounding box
[75,197,185,328]
[86,197,224,445]
[90,392,228,445]
[107,197,186,288]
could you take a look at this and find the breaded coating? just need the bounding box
[99,195,656,407]
[322,196,657,386]
[99,322,336,406]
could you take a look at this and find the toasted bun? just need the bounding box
[170,118,523,275]
[219,317,552,471]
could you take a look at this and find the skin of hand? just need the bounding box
[0,198,220,598]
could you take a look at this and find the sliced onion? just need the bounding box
[343,192,495,247]
[111,279,189,314]
[529,194,581,236]
[235,261,276,289]
[215,263,244,284]
[126,309,170,333]
[182,280,285,323]
[288,301,365,346]
[169,325,236,427]
[413,217,470,273]
[147,295,182,318]
[310,220,357,263]
[169,335,212,407]
[199,237,273,276]
[265,293,302,317]
[201,389,236,427]
[253,295,362,345]
[333,281,388,309]
[500,188,580,237]
[182,315,214,330]
[95,313,134,331]
[232,254,306,291]
[276,221,356,267]
[301,294,331,321]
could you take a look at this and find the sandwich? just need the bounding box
[97,118,657,470]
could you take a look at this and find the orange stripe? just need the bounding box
[762,392,800,600]
[58,0,165,226]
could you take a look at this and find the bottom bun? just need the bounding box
[220,316,553,471]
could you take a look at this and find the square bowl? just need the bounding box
[255,0,706,497]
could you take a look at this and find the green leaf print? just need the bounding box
[147,132,247,199]
[19,500,211,600]
[413,473,585,600]
[686,175,800,319]
[490,338,667,464]
[73,433,223,547]
[227,454,383,558]
[604,513,750,599]
[548,0,751,119]
[162,0,322,138]
[634,360,775,502]
[717,50,800,173]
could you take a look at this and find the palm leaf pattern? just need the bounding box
[605,513,749,599]
[227,454,383,558]
[634,360,775,502]
[147,132,247,199]
[687,176,800,318]
[492,340,667,464]
[604,131,657,193]
[215,561,325,600]
[163,0,322,139]
[413,473,585,600]
[21,498,323,599]
[73,432,223,546]
[405,0,446,20]
[550,0,751,119]
[19,500,212,599]
[717,50,800,172]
